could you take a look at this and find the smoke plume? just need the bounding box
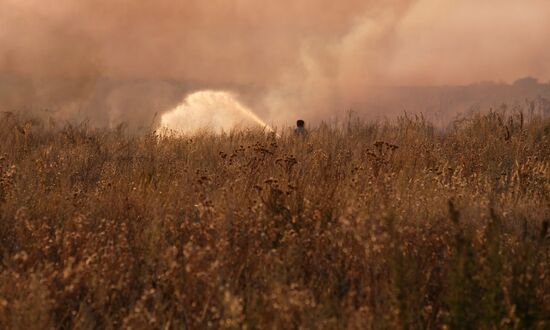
[1,0,549,128]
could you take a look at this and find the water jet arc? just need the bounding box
[160,91,273,135]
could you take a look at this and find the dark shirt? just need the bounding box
[294,127,307,136]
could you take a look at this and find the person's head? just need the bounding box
[296,119,305,128]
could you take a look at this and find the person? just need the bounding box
[294,119,308,136]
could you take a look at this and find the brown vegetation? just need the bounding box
[0,111,549,329]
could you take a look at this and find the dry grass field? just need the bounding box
[0,111,549,329]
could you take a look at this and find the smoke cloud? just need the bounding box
[1,0,549,128]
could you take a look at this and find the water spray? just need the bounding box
[159,90,275,135]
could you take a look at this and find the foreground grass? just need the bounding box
[0,112,549,329]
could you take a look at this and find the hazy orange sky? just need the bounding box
[1,0,549,125]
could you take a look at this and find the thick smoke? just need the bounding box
[1,0,549,128]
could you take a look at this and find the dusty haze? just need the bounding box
[1,0,550,128]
